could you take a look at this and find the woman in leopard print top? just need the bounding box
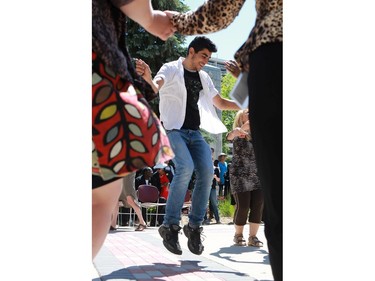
[170,2,283,280]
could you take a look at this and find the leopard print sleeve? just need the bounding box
[171,0,246,35]
[172,0,282,71]
[234,0,282,69]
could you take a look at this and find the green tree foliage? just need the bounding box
[220,73,238,154]
[126,0,189,74]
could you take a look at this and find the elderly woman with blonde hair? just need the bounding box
[226,109,264,248]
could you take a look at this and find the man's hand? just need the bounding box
[224,60,241,78]
[134,59,162,94]
[135,59,152,83]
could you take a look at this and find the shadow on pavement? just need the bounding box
[99,260,248,280]
[210,245,270,264]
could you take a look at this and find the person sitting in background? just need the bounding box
[135,166,154,224]
[111,172,147,231]
[135,167,153,188]
[148,163,173,226]
[151,162,174,200]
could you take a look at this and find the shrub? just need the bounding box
[218,195,235,217]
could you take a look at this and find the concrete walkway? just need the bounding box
[92,222,274,281]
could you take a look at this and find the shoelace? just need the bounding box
[200,232,206,242]
[192,228,206,242]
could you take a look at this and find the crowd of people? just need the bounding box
[92,0,282,280]
[109,152,232,230]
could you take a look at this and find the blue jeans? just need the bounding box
[209,188,220,221]
[163,129,213,227]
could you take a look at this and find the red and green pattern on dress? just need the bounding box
[92,52,174,180]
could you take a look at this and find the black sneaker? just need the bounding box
[158,224,182,255]
[183,224,204,255]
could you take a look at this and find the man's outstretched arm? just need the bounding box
[212,94,240,110]
[135,59,164,94]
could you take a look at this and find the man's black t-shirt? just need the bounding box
[182,68,202,130]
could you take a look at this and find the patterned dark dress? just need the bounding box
[229,137,261,194]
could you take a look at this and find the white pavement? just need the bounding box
[93,222,274,281]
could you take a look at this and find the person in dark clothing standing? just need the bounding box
[204,159,221,224]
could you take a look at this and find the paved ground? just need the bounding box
[92,222,274,281]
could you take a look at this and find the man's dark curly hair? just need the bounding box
[187,36,217,54]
